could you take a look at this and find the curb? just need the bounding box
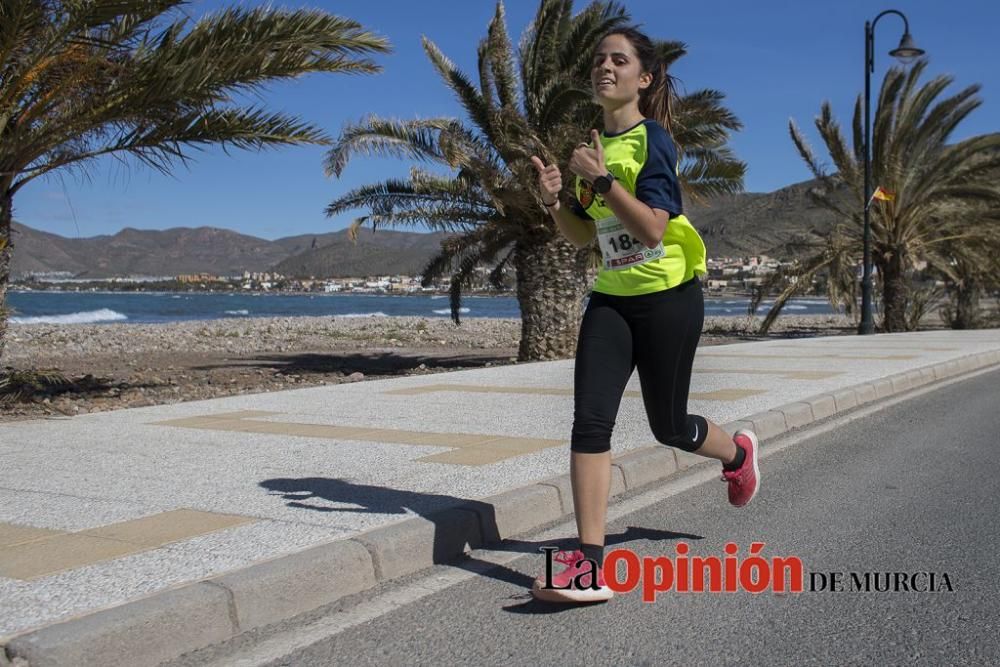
[4,349,999,666]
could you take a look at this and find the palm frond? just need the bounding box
[3,3,391,193]
[323,117,452,178]
[486,2,519,110]
[422,36,492,139]
[679,146,746,203]
[788,119,828,181]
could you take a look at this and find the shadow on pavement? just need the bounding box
[260,477,702,615]
[193,351,516,376]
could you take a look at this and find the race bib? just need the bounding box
[595,216,665,271]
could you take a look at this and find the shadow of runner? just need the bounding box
[260,477,702,615]
[193,351,515,376]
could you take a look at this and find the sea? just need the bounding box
[5,290,839,325]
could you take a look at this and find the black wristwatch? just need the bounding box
[592,171,615,195]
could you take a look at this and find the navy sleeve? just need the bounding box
[635,121,683,216]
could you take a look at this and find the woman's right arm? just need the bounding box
[548,200,596,249]
[530,156,595,249]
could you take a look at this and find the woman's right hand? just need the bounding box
[530,156,562,207]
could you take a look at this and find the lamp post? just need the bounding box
[860,9,924,335]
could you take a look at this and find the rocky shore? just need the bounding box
[1,313,856,421]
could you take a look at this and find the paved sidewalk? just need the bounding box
[2,329,999,666]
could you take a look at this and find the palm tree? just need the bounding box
[325,0,745,361]
[761,61,1000,333]
[0,0,390,362]
[935,199,1000,329]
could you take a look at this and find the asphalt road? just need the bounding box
[177,367,1000,667]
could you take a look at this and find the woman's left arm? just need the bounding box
[600,182,668,249]
[569,129,668,249]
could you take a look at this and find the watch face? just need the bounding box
[593,175,612,194]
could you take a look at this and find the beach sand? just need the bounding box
[1,313,858,421]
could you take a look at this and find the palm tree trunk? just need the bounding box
[0,189,13,364]
[514,233,592,361]
[880,249,909,332]
[953,280,981,329]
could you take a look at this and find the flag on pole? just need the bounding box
[866,186,895,210]
[873,186,895,201]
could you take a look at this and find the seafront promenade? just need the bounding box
[1,329,999,666]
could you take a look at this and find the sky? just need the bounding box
[15,0,1000,241]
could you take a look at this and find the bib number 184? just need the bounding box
[607,233,641,253]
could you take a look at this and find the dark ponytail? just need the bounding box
[600,27,678,140]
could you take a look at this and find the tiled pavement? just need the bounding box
[1,329,998,665]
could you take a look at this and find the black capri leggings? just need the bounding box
[571,277,709,454]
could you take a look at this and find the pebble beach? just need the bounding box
[2,313,857,421]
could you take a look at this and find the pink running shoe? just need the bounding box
[532,549,613,603]
[722,430,760,507]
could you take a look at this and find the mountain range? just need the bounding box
[10,178,837,280]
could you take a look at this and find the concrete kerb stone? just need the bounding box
[612,446,678,490]
[723,420,756,435]
[535,475,574,516]
[746,410,787,441]
[904,369,924,389]
[854,383,877,406]
[872,378,895,399]
[831,388,859,412]
[674,449,711,471]
[890,371,917,393]
[209,539,375,634]
[805,395,837,421]
[958,355,979,374]
[778,402,814,430]
[609,463,628,497]
[351,507,483,582]
[477,484,562,542]
[3,582,235,667]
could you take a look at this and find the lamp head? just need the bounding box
[889,33,924,63]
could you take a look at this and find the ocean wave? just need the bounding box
[224,309,250,316]
[785,305,808,310]
[433,307,470,315]
[430,295,447,299]
[339,312,389,318]
[10,308,128,325]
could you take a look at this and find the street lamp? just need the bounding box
[860,9,924,335]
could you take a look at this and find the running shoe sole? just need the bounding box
[531,579,614,603]
[734,429,760,507]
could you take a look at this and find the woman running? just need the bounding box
[529,26,759,604]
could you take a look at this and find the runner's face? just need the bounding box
[591,35,650,107]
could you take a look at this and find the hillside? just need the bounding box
[688,179,838,258]
[11,224,288,278]
[269,228,451,278]
[10,178,840,279]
